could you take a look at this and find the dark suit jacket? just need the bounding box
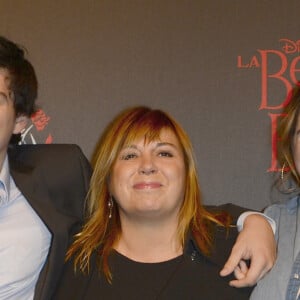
[8,144,92,300]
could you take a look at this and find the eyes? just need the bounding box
[159,151,173,158]
[121,153,137,160]
[120,150,174,161]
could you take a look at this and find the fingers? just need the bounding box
[237,260,248,275]
[223,255,274,288]
[229,258,270,288]
[229,270,259,288]
[230,261,250,287]
[233,261,247,280]
[220,243,248,277]
[221,213,277,288]
[220,257,240,277]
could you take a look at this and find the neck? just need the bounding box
[114,216,183,263]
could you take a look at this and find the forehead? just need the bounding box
[124,128,180,146]
[154,128,179,143]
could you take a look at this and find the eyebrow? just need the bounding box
[122,142,177,150]
[156,142,177,148]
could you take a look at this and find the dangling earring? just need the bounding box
[281,163,286,181]
[280,162,294,192]
[108,196,114,219]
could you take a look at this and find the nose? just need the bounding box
[139,168,156,175]
[138,155,157,175]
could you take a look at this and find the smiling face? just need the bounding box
[110,128,186,222]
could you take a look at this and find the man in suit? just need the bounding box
[0,36,91,300]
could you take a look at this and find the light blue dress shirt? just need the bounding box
[0,156,52,300]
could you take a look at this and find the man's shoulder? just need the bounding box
[8,144,89,169]
[9,143,84,158]
[10,143,82,153]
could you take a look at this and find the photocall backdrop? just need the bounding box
[1,0,299,210]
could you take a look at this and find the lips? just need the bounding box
[133,182,162,189]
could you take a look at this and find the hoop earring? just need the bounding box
[108,196,114,219]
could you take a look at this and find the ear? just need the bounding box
[13,115,28,134]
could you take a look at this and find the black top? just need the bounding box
[88,251,186,299]
[54,224,253,300]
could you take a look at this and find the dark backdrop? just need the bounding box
[1,0,300,209]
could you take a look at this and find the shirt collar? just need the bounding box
[0,155,11,206]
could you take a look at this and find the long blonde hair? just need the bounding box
[67,106,230,281]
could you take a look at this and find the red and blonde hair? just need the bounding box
[67,106,230,281]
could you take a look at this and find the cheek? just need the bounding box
[293,144,300,174]
[294,153,300,174]
[109,169,118,196]
[169,164,186,188]
[110,167,130,197]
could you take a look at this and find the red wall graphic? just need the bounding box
[20,109,53,145]
[237,39,300,171]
